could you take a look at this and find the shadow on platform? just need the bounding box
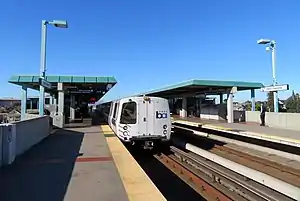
[0,129,84,201]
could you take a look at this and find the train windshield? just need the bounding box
[120,101,137,124]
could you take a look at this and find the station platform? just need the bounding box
[0,124,166,201]
[172,116,300,147]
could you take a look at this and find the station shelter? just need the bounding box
[8,75,117,128]
[135,79,264,123]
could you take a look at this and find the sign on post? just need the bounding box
[39,78,52,89]
[260,84,289,92]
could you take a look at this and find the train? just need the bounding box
[97,96,172,149]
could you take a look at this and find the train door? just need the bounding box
[108,102,114,126]
[137,98,147,136]
[146,97,155,135]
[111,101,119,132]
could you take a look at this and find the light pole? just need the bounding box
[257,38,279,113]
[39,20,68,116]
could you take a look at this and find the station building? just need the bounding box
[9,75,117,127]
[134,79,264,123]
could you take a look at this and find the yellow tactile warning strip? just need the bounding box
[244,131,300,144]
[202,124,300,144]
[201,124,233,131]
[172,119,202,127]
[99,125,167,201]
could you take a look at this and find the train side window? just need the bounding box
[104,104,110,115]
[109,102,113,116]
[115,102,119,117]
[106,105,111,114]
[45,98,50,104]
[120,102,137,124]
[113,103,118,119]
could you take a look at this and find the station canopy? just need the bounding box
[8,75,117,96]
[136,79,264,98]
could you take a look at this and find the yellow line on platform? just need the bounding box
[101,131,115,135]
[202,124,300,144]
[245,131,300,144]
[173,119,300,144]
[100,125,114,133]
[202,124,232,131]
[172,120,202,127]
[100,125,166,201]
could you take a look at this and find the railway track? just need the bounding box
[155,146,298,201]
[209,144,300,188]
[171,123,300,187]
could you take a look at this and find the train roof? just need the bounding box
[96,95,164,105]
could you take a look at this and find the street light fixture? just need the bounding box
[39,20,68,116]
[257,39,271,45]
[257,38,278,112]
[49,20,68,28]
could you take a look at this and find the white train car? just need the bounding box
[97,96,172,149]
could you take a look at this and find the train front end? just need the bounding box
[118,96,171,149]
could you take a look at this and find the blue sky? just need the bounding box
[1,0,299,102]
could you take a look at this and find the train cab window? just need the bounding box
[120,102,137,124]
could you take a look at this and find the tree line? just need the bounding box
[245,91,300,113]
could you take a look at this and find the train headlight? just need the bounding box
[123,131,128,136]
[123,126,128,130]
[163,130,167,135]
[163,124,167,129]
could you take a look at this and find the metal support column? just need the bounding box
[251,89,255,111]
[181,97,187,118]
[271,42,279,112]
[21,86,27,120]
[70,95,75,121]
[39,21,47,116]
[56,82,65,128]
[227,87,236,123]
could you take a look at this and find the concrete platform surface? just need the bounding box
[0,126,129,201]
[172,116,300,142]
[100,125,167,201]
[63,126,129,201]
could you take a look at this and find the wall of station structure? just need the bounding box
[15,116,50,156]
[0,116,50,167]
[175,87,241,123]
[245,111,300,131]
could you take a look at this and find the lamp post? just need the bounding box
[257,38,278,113]
[39,20,68,116]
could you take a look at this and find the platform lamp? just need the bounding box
[39,20,68,116]
[257,38,278,112]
